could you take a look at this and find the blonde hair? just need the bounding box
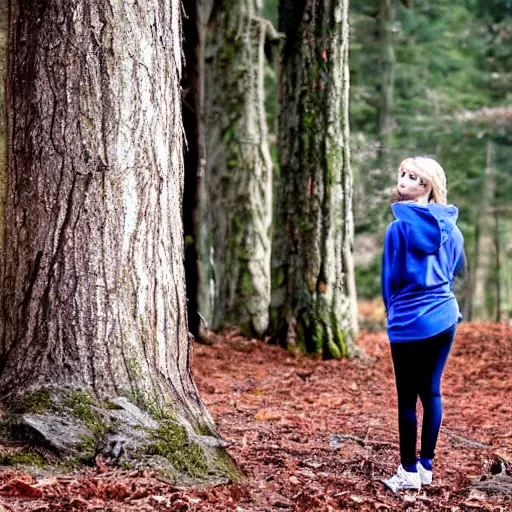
[398,156,448,205]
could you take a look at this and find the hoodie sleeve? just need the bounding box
[382,222,401,313]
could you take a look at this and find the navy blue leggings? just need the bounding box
[390,324,456,467]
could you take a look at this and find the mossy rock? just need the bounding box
[1,388,241,485]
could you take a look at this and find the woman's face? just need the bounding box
[397,162,432,203]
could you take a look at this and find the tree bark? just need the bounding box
[0,0,234,479]
[0,0,7,245]
[271,0,358,358]
[202,0,275,337]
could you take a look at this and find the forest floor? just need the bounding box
[0,319,511,511]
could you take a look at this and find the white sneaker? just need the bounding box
[382,465,421,493]
[417,461,433,485]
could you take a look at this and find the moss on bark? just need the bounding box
[269,0,358,358]
[202,1,274,338]
[0,387,240,484]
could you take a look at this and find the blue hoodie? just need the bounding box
[382,202,465,343]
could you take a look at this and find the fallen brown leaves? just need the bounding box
[0,322,511,511]
[0,468,204,511]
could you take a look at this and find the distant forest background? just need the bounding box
[258,0,512,323]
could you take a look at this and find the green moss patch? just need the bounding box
[19,389,54,414]
[0,452,46,467]
[63,391,108,439]
[212,450,240,482]
[146,420,208,478]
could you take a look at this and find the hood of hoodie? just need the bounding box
[391,202,459,255]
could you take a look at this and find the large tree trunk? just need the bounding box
[0,0,235,480]
[202,0,275,337]
[271,0,358,358]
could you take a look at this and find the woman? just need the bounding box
[381,156,465,493]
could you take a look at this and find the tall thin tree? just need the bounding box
[182,0,212,339]
[270,0,358,358]
[470,140,497,320]
[377,0,396,173]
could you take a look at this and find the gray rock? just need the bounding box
[15,413,93,457]
[108,397,159,429]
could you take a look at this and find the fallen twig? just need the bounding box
[443,429,490,449]
[330,434,398,450]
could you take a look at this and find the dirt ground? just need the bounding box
[0,322,511,511]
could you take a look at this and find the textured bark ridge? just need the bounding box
[0,0,7,239]
[201,0,277,337]
[271,0,358,358]
[0,0,236,481]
